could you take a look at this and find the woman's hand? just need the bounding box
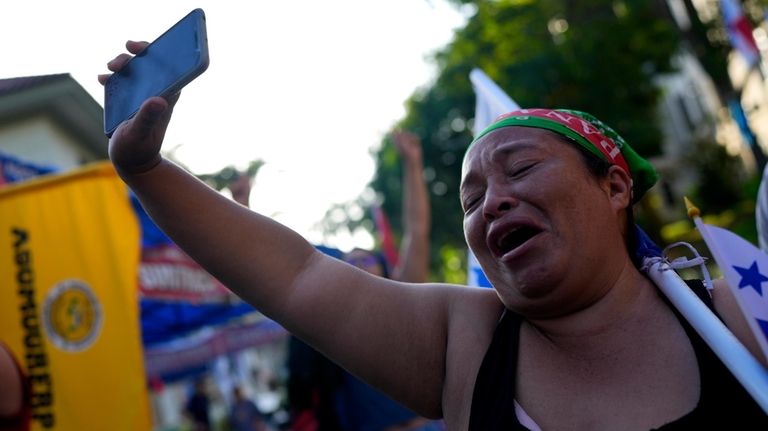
[98,40,180,175]
[391,130,423,165]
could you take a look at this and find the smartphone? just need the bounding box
[104,8,209,137]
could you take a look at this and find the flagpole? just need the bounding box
[645,258,768,413]
[684,197,728,270]
[642,198,768,414]
[685,196,768,359]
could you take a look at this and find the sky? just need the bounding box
[2,1,467,251]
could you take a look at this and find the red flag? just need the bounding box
[372,203,399,269]
[721,0,760,66]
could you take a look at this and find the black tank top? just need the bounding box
[468,280,768,430]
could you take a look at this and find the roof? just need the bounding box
[0,73,107,159]
[0,73,71,97]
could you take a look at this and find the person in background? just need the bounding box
[285,335,343,431]
[227,171,254,208]
[334,130,439,431]
[228,386,268,431]
[342,129,431,283]
[185,378,212,431]
[286,129,436,431]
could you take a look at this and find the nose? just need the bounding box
[482,185,518,221]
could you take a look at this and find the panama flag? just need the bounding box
[692,213,768,361]
[467,68,520,287]
[721,0,761,67]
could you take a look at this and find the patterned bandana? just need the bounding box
[469,108,658,202]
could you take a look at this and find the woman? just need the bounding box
[101,41,766,429]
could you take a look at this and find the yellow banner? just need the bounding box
[0,162,150,430]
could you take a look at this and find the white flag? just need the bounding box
[467,68,520,287]
[469,68,520,136]
[696,221,768,360]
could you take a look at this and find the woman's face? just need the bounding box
[460,127,630,318]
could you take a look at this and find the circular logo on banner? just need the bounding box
[43,279,103,352]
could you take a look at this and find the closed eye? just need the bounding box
[462,194,483,214]
[508,162,536,178]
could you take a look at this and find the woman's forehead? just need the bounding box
[462,128,567,176]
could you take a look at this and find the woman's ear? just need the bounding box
[606,165,633,212]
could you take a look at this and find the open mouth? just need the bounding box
[495,225,542,257]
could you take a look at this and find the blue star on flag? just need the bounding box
[733,261,768,295]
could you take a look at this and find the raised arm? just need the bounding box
[390,130,431,283]
[227,171,253,207]
[99,41,452,416]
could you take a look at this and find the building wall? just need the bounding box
[738,62,768,173]
[651,49,724,215]
[656,51,721,156]
[0,115,96,171]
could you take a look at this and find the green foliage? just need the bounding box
[342,0,768,282]
[684,138,748,214]
[650,0,764,258]
[660,199,759,277]
[439,244,472,284]
[325,0,681,281]
[659,162,759,278]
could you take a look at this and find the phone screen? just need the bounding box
[104,9,209,136]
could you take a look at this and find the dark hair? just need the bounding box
[345,248,391,279]
[562,135,640,267]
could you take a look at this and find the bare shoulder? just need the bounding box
[445,284,506,329]
[711,278,768,366]
[441,286,506,425]
[445,285,505,366]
